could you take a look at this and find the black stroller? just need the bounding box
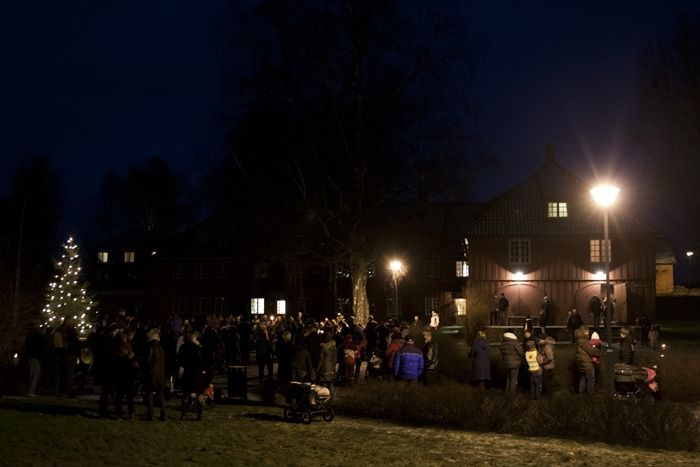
[613,363,659,403]
[283,382,334,424]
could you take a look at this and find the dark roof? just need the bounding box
[465,158,657,237]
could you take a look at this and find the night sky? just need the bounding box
[2,1,698,247]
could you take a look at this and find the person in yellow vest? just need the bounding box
[525,340,543,400]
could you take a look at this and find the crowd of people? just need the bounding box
[20,306,658,420]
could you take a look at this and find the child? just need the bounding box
[648,322,660,350]
[524,340,543,400]
[589,332,602,389]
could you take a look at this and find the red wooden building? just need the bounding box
[465,153,659,325]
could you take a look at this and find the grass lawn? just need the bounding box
[0,396,699,467]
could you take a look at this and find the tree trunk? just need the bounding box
[351,261,369,326]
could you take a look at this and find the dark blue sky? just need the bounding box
[1,1,698,242]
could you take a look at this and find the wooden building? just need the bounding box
[465,153,659,325]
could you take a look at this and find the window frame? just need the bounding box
[509,239,531,265]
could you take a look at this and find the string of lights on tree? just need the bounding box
[42,236,97,335]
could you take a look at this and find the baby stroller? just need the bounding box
[613,363,659,403]
[283,382,334,424]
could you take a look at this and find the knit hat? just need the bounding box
[591,332,600,340]
[405,336,414,344]
[503,332,517,340]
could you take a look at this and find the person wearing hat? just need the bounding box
[143,329,167,421]
[500,331,523,392]
[392,335,424,383]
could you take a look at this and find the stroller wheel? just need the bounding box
[301,409,312,425]
[322,407,335,422]
[283,407,294,421]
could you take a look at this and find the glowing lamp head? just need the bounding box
[389,260,403,272]
[590,185,620,207]
[513,271,524,280]
[593,271,606,280]
[687,251,694,258]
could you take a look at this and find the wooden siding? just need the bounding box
[467,234,657,324]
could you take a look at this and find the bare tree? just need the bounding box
[636,12,700,246]
[218,0,485,323]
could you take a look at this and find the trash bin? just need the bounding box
[227,365,247,400]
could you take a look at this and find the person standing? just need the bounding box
[429,311,440,330]
[53,317,80,398]
[468,327,491,390]
[24,324,44,397]
[421,331,439,385]
[524,340,543,400]
[638,314,651,347]
[538,334,556,394]
[143,329,167,421]
[178,331,205,421]
[575,326,600,395]
[393,336,424,383]
[539,296,554,336]
[566,307,584,343]
[497,293,510,326]
[500,331,523,392]
[316,332,337,399]
[588,296,602,333]
[619,327,635,364]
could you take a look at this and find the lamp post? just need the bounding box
[389,260,405,319]
[590,184,620,396]
[687,251,694,293]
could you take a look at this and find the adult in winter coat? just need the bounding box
[575,327,601,395]
[291,344,315,382]
[500,332,523,392]
[177,331,205,420]
[538,335,556,394]
[143,329,167,421]
[468,327,491,390]
[393,336,424,382]
[275,331,295,387]
[421,331,439,385]
[316,332,338,398]
[566,307,584,343]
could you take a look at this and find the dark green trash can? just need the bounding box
[227,366,247,400]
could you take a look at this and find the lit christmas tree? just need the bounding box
[42,236,97,335]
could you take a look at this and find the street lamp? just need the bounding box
[590,184,620,396]
[687,251,694,293]
[389,260,406,319]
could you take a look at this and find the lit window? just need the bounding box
[456,260,469,277]
[590,239,611,263]
[251,298,265,314]
[97,252,108,263]
[547,202,568,218]
[124,251,135,263]
[424,297,441,315]
[509,239,530,264]
[276,300,286,315]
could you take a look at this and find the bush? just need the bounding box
[335,381,700,451]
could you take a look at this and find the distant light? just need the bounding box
[151,251,157,256]
[687,251,694,258]
[513,271,524,280]
[389,260,403,272]
[593,271,606,280]
[590,185,620,207]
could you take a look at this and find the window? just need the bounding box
[173,262,184,279]
[276,300,286,315]
[424,297,441,315]
[426,260,440,278]
[547,202,568,218]
[215,262,230,279]
[124,251,135,263]
[97,251,109,263]
[590,239,611,263]
[214,297,228,314]
[194,262,208,279]
[456,260,469,277]
[509,239,530,264]
[172,297,186,315]
[193,297,208,315]
[251,298,265,314]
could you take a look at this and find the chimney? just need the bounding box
[545,144,556,162]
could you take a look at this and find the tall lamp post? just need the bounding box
[687,251,694,293]
[389,260,405,319]
[590,184,620,396]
